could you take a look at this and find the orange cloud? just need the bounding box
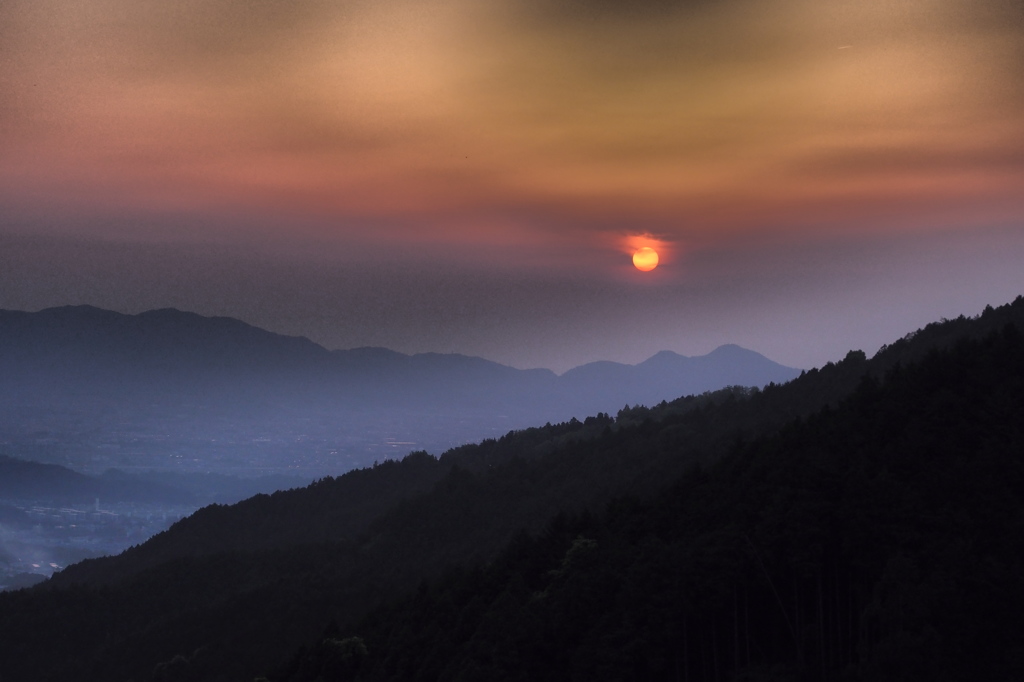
[1,0,1021,265]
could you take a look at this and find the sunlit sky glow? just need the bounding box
[2,0,1022,372]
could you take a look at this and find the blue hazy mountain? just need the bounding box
[561,344,799,411]
[0,306,801,475]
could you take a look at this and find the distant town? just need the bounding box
[1,498,190,590]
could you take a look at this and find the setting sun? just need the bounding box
[632,247,659,272]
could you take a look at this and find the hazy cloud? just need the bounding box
[2,0,1023,369]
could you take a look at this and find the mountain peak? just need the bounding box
[706,343,755,356]
[645,350,685,362]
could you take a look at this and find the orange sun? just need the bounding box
[632,247,659,271]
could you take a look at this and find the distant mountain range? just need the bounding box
[0,306,801,474]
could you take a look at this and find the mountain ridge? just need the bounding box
[0,296,1022,681]
[43,295,1024,591]
[0,305,801,474]
[2,304,790,377]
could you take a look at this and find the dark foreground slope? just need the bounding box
[0,298,1022,681]
[276,324,1024,682]
[45,299,1024,589]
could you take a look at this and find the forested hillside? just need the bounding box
[276,323,1024,681]
[0,297,1022,681]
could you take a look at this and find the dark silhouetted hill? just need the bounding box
[0,296,1020,681]
[274,321,1024,682]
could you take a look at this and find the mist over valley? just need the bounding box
[0,305,799,588]
[0,305,800,477]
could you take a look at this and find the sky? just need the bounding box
[1,0,1022,373]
